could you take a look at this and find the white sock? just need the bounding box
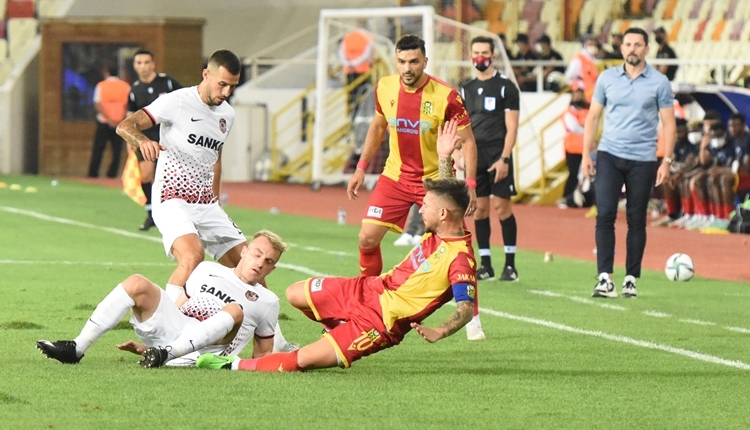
[74,284,135,356]
[230,357,242,371]
[273,321,288,350]
[165,283,184,303]
[471,315,482,326]
[167,311,235,359]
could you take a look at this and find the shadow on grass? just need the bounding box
[1,321,43,330]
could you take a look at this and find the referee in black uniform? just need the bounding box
[127,49,181,230]
[460,36,520,282]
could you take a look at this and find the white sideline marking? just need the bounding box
[680,319,716,326]
[0,259,173,267]
[0,206,354,258]
[5,205,748,370]
[643,310,671,318]
[529,290,626,311]
[276,263,331,278]
[478,306,750,371]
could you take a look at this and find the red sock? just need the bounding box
[473,285,480,317]
[359,245,382,276]
[708,201,717,217]
[723,204,733,219]
[691,190,708,215]
[238,350,302,372]
[681,197,693,215]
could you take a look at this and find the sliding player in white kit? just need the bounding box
[37,230,288,368]
[116,49,297,352]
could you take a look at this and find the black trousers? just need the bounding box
[88,121,123,178]
[564,152,583,197]
[594,151,657,277]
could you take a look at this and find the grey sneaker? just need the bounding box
[36,340,83,364]
[498,266,518,282]
[622,275,638,298]
[476,266,495,281]
[139,346,170,368]
[592,273,617,298]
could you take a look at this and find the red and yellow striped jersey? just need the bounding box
[375,74,470,185]
[370,231,477,341]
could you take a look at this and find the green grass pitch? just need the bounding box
[1,175,749,429]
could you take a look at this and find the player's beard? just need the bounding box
[625,54,642,67]
[400,70,422,87]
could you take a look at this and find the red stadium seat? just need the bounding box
[0,20,5,39]
[6,0,35,19]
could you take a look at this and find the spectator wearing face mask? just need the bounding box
[512,33,538,92]
[565,35,599,101]
[654,27,678,81]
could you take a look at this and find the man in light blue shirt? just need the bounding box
[581,27,676,299]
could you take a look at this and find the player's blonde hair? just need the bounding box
[253,229,289,254]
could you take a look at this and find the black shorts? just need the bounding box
[476,146,516,199]
[134,147,158,166]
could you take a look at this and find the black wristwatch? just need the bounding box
[500,156,511,164]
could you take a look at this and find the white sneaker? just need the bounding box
[394,233,417,246]
[592,273,617,298]
[465,320,486,341]
[622,275,637,298]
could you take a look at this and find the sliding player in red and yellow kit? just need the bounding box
[346,34,478,278]
[196,121,479,372]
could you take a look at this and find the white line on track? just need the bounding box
[0,260,174,266]
[528,289,750,335]
[5,205,749,370]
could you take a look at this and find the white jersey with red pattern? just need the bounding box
[180,262,279,356]
[144,86,235,204]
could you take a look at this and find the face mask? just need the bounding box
[710,137,726,148]
[535,43,543,53]
[586,45,598,56]
[655,36,664,44]
[687,131,702,145]
[472,55,492,72]
[571,100,587,108]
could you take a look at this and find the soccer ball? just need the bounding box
[665,253,695,281]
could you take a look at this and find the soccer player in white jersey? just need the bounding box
[36,230,288,368]
[117,49,244,300]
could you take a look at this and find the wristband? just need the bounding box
[356,159,369,171]
[465,178,477,189]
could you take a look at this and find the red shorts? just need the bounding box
[363,176,425,233]
[304,276,394,368]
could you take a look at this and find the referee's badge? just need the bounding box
[484,97,496,111]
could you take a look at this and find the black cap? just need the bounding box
[515,33,529,43]
[538,34,551,45]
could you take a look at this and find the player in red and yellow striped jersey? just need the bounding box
[346,35,478,278]
[195,121,478,372]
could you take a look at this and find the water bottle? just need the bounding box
[337,206,346,225]
[220,191,229,206]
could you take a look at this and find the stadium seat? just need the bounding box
[0,57,10,83]
[0,0,6,19]
[0,18,5,39]
[728,19,744,40]
[7,17,36,60]
[0,37,6,58]
[5,0,34,18]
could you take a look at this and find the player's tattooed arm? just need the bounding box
[438,155,454,179]
[116,110,162,161]
[410,299,473,343]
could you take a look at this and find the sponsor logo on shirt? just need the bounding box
[386,117,431,135]
[311,278,323,292]
[187,134,224,151]
[367,206,383,218]
[410,244,431,272]
[219,118,227,133]
[457,273,476,283]
[422,101,433,115]
[199,284,236,303]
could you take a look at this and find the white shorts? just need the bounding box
[130,288,198,348]
[152,199,246,260]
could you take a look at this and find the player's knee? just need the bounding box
[222,303,244,325]
[121,274,154,296]
[358,230,380,248]
[177,249,204,270]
